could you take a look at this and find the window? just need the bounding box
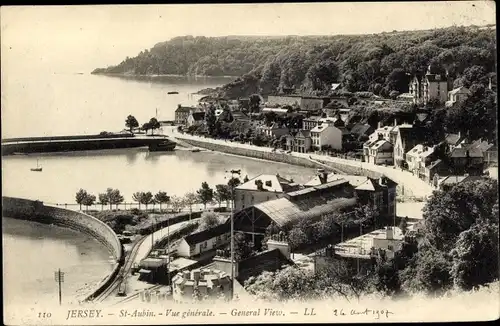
[202,241,208,249]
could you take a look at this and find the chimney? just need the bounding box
[193,269,201,283]
[394,119,398,127]
[317,169,328,184]
[458,131,461,139]
[178,104,181,109]
[266,232,290,260]
[386,226,393,240]
[377,121,382,129]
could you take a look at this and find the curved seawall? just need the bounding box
[1,196,124,302]
[176,136,383,178]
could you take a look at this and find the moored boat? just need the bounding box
[148,139,177,152]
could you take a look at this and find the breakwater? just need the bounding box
[1,134,174,155]
[2,196,124,301]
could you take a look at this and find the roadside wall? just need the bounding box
[178,138,325,169]
[178,137,381,177]
[2,196,123,301]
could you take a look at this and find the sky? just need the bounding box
[0,2,496,74]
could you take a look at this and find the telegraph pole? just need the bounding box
[225,169,241,301]
[54,269,64,305]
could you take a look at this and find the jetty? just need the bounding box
[1,133,176,156]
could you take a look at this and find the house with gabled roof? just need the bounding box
[175,105,198,125]
[448,147,484,175]
[406,144,436,176]
[176,223,230,258]
[187,111,206,127]
[444,132,468,152]
[305,171,397,220]
[409,65,452,105]
[363,138,394,165]
[467,140,497,165]
[233,174,301,212]
[393,125,427,168]
[285,129,312,153]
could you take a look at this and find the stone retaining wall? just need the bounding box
[2,196,123,301]
[179,138,326,170]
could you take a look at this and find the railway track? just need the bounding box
[93,235,148,302]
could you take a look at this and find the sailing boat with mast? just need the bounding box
[30,159,42,172]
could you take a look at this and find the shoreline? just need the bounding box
[90,72,239,79]
[166,129,434,199]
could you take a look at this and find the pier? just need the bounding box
[1,134,175,155]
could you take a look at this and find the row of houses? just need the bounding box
[362,120,497,185]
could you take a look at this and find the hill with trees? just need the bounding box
[92,25,496,97]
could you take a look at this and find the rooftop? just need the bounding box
[236,174,295,193]
[450,147,483,158]
[332,226,404,259]
[305,173,397,190]
[248,195,357,227]
[183,223,229,245]
[175,106,195,113]
[449,86,470,95]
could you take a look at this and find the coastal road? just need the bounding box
[164,128,434,198]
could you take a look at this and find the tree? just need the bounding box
[132,192,144,209]
[205,104,217,136]
[249,94,261,113]
[399,246,453,296]
[141,122,151,134]
[109,188,124,210]
[227,177,241,202]
[98,193,109,211]
[197,182,214,209]
[422,178,497,251]
[199,212,222,231]
[215,184,231,208]
[170,195,184,213]
[184,192,198,219]
[75,189,88,211]
[149,117,161,135]
[125,115,139,132]
[450,220,499,291]
[154,191,170,212]
[82,194,96,212]
[140,191,154,211]
[243,175,250,183]
[234,231,253,261]
[288,228,308,251]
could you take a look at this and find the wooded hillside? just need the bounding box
[92,25,496,95]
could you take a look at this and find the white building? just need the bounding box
[446,86,471,107]
[176,224,230,258]
[406,144,435,175]
[234,174,300,212]
[333,226,404,260]
[310,123,343,150]
[363,139,394,165]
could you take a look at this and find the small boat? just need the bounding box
[148,140,177,152]
[30,159,43,172]
[167,91,179,95]
[191,148,201,153]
